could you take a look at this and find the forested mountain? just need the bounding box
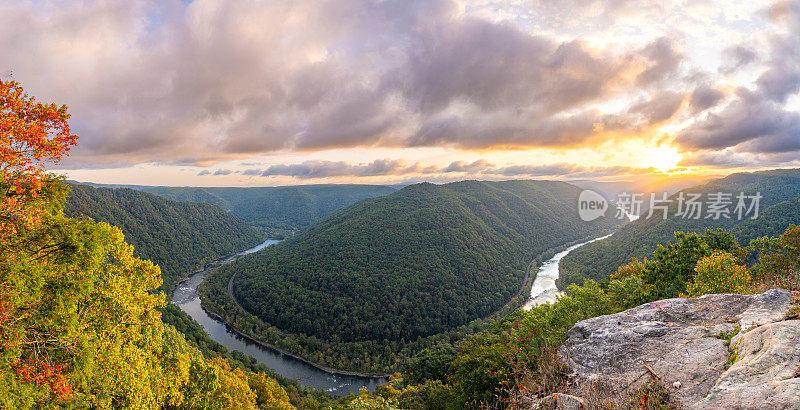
[133,184,399,233]
[732,196,800,240]
[64,184,264,292]
[201,180,624,373]
[559,168,800,287]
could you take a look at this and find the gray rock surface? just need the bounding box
[696,320,800,409]
[559,289,800,408]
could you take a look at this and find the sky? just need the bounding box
[2,0,799,186]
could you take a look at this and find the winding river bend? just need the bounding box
[172,233,613,396]
[523,233,614,309]
[172,239,386,396]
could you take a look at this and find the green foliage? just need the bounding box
[160,304,347,409]
[753,225,800,279]
[397,280,619,408]
[640,229,743,299]
[352,375,458,410]
[448,331,510,406]
[0,180,295,409]
[202,180,622,373]
[607,260,649,310]
[685,251,751,297]
[63,183,264,292]
[405,343,456,384]
[734,198,800,241]
[137,184,399,231]
[560,169,800,287]
[634,377,680,410]
[715,326,740,346]
[390,223,800,408]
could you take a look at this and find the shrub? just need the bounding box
[684,251,751,297]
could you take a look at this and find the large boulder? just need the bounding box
[560,289,800,408]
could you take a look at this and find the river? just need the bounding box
[523,233,614,309]
[171,239,386,396]
[173,233,613,396]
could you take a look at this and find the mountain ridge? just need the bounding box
[199,179,624,373]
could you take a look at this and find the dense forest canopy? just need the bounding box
[63,184,265,292]
[559,168,800,287]
[98,184,399,234]
[202,179,624,373]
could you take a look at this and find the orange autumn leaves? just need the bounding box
[1,77,77,240]
[11,360,73,400]
[1,78,77,401]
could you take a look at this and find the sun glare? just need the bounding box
[642,145,683,172]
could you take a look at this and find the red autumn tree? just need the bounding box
[0,77,77,240]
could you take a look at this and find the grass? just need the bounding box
[715,326,741,370]
[715,326,740,346]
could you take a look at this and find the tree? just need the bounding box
[640,229,742,299]
[684,251,751,297]
[0,79,294,409]
[1,77,77,241]
[752,225,800,291]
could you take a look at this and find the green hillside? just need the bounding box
[200,180,623,373]
[137,184,398,233]
[732,196,800,240]
[64,184,264,292]
[559,168,800,287]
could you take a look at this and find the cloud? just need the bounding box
[443,159,495,173]
[2,0,692,168]
[680,149,800,169]
[6,0,795,174]
[258,159,421,179]
[688,85,725,113]
[675,1,800,157]
[630,91,685,124]
[213,169,233,175]
[246,158,654,180]
[197,170,211,176]
[719,45,758,74]
[676,88,800,151]
[493,163,655,178]
[635,37,684,86]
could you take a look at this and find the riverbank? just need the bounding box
[172,239,388,395]
[200,298,393,379]
[173,240,393,378]
[208,229,609,377]
[524,232,616,309]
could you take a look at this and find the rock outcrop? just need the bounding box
[560,289,800,408]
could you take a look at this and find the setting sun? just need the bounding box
[642,145,683,172]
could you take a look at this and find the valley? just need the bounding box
[197,180,623,374]
[171,239,388,396]
[174,213,616,395]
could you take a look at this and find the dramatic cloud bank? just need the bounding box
[2,0,798,182]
